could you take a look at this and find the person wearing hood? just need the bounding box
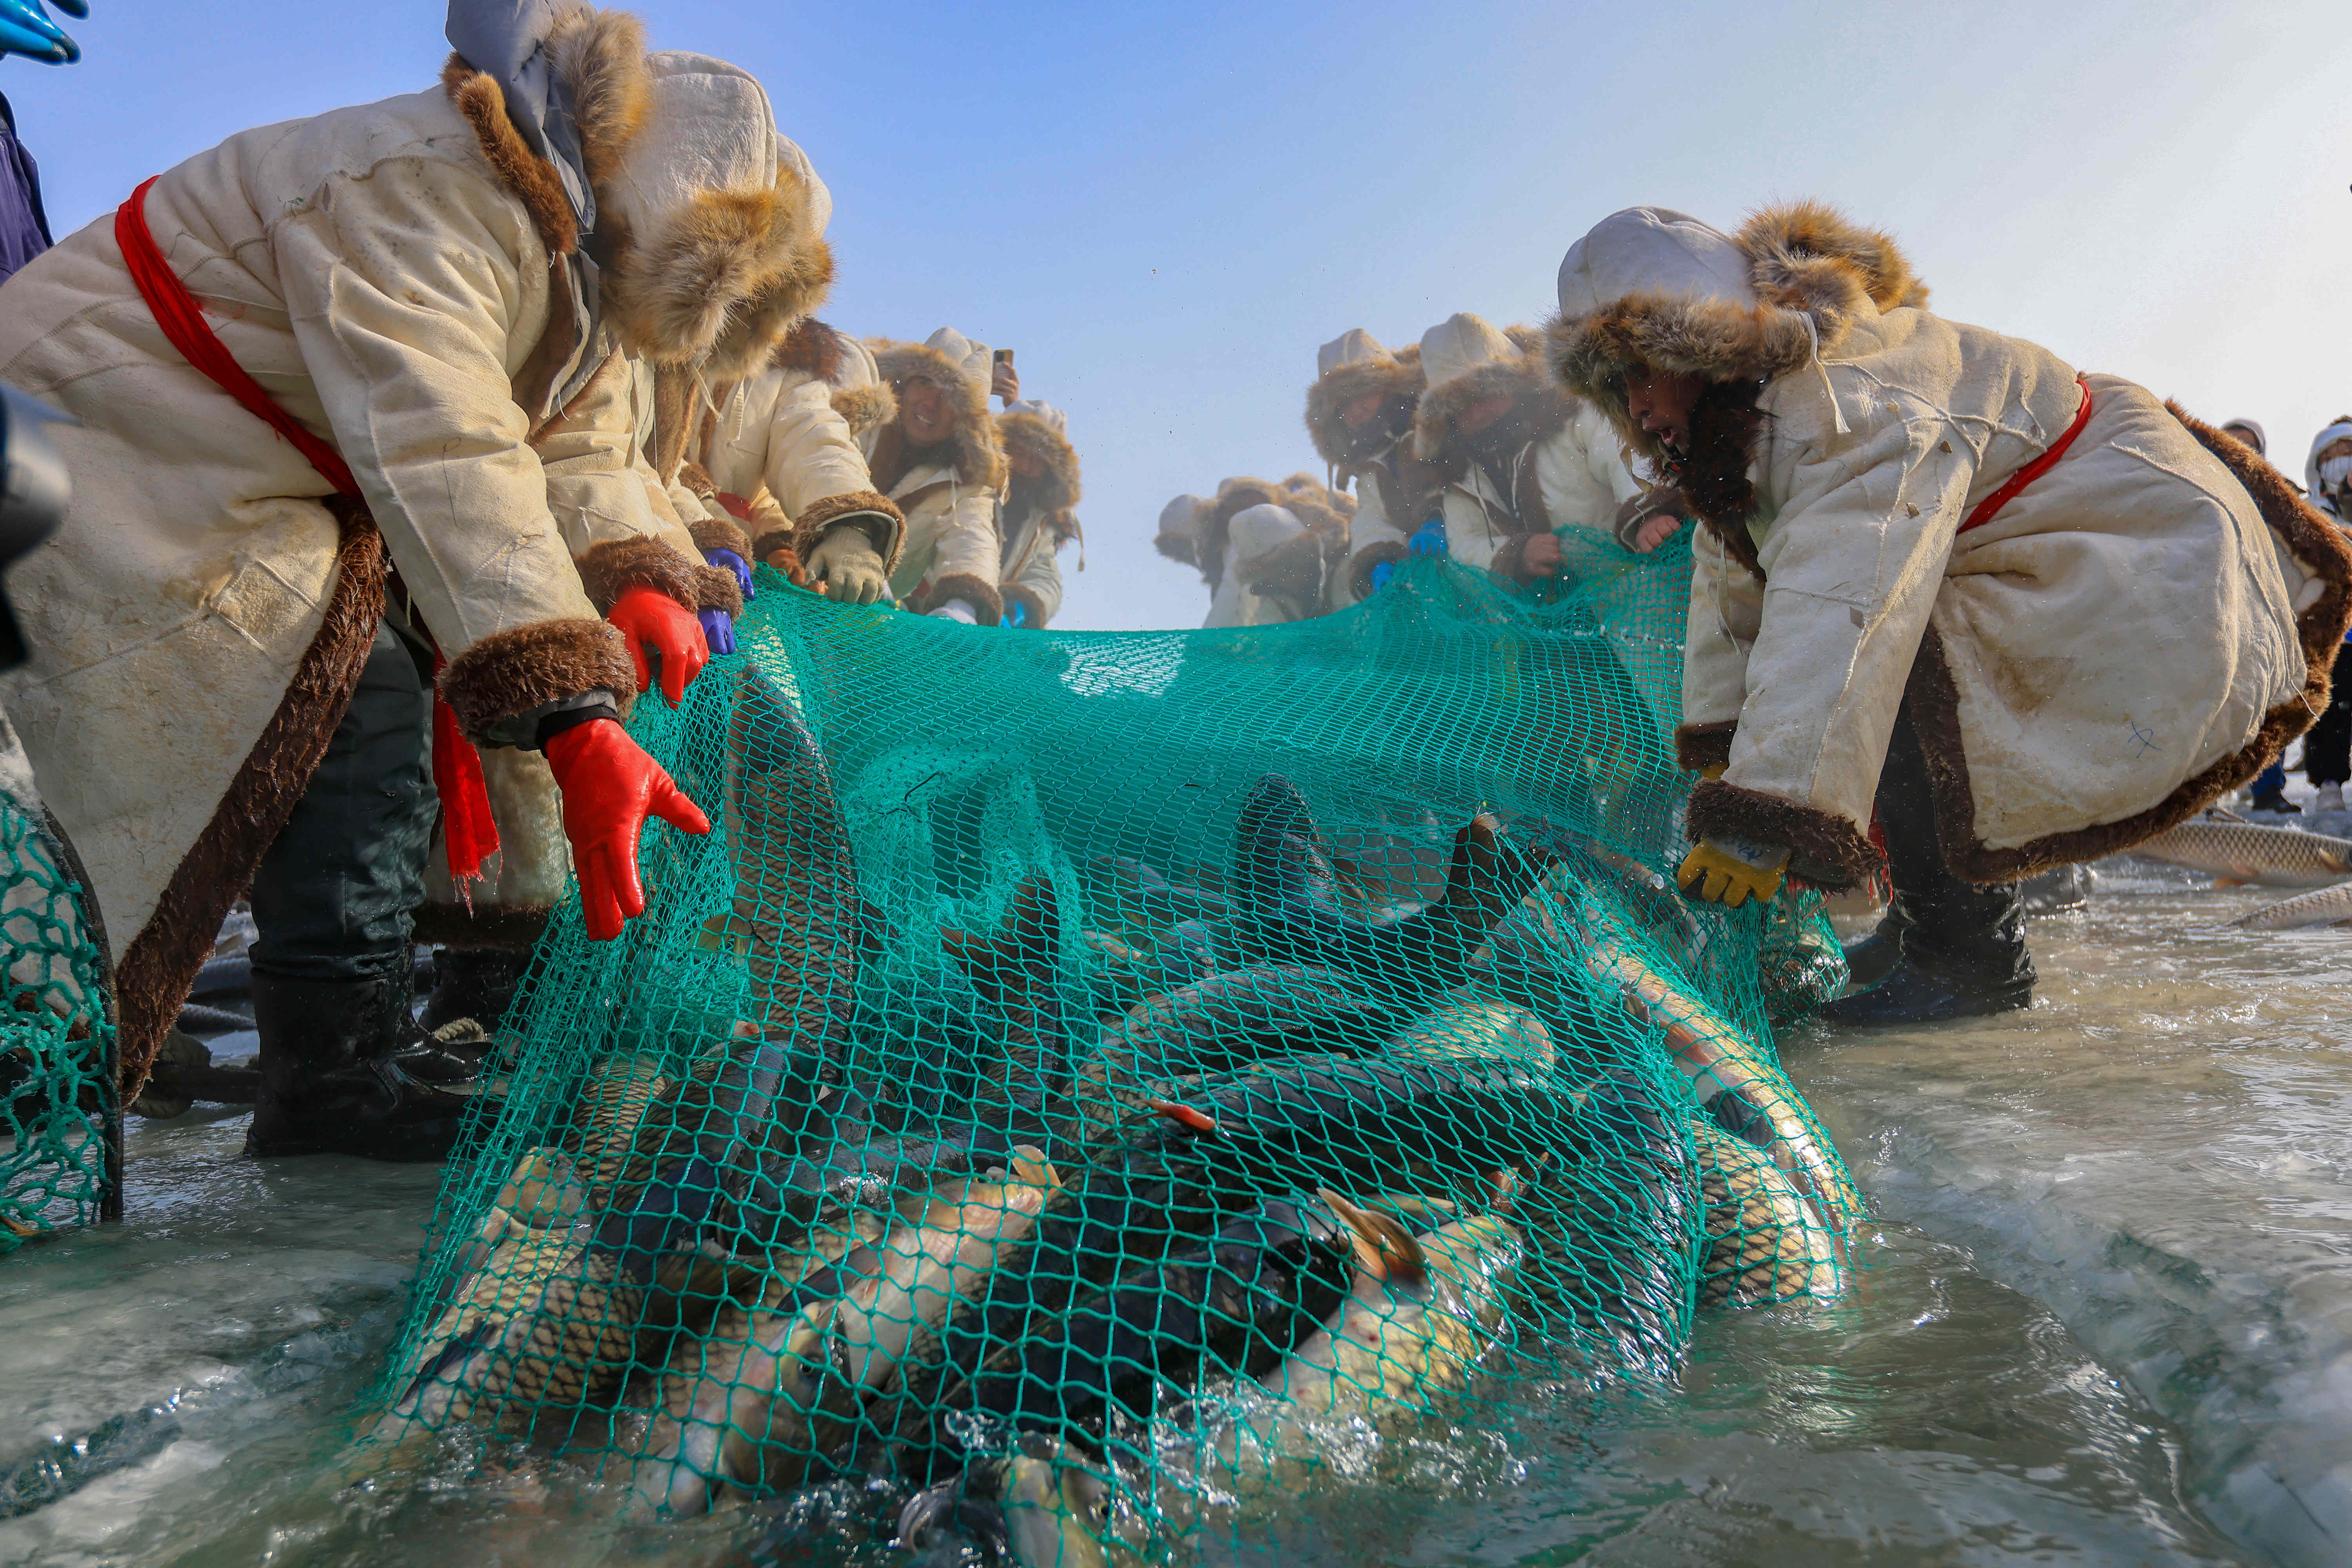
[857,329,1010,623]
[1348,314,1659,602]
[1550,203,2352,1023]
[2297,417,2352,812]
[0,5,831,1154]
[996,399,1082,628]
[1195,474,1354,628]
[1306,329,1421,608]
[2221,419,2302,811]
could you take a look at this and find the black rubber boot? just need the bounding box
[244,973,477,1160]
[420,946,530,1034]
[2250,788,2301,814]
[1840,901,1912,990]
[1818,709,2033,1026]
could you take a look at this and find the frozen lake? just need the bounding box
[2,853,2347,1566]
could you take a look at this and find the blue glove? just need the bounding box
[703,547,755,601]
[0,0,86,64]
[1407,517,1448,558]
[1368,561,1397,593]
[697,606,735,656]
[1000,599,1028,629]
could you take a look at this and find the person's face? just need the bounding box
[900,377,952,445]
[1007,446,1044,480]
[1339,390,1385,430]
[2321,438,2352,468]
[1624,367,1705,454]
[1455,392,1517,437]
[2221,424,2262,453]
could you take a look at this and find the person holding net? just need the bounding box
[1548,204,2352,1024]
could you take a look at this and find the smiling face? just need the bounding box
[899,376,953,446]
[1623,366,1706,455]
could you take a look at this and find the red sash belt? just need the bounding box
[115,176,500,882]
[1958,375,2095,536]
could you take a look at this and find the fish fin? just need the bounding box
[1319,1188,1426,1287]
[2212,876,2247,888]
[1007,1145,1061,1188]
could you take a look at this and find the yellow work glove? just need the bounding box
[1677,838,1790,908]
[1700,763,1726,780]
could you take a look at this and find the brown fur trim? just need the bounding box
[675,459,718,503]
[574,535,704,616]
[688,512,753,561]
[441,59,575,256]
[1673,382,1773,563]
[772,316,849,381]
[692,562,744,616]
[1548,200,1926,459]
[782,489,907,573]
[1155,524,1199,568]
[866,339,1007,488]
[1001,583,1051,630]
[1895,408,2352,884]
[997,410,1082,514]
[704,234,834,383]
[915,573,1004,628]
[546,7,652,189]
[1685,777,1878,891]
[440,620,641,743]
[113,501,386,1097]
[606,183,830,372]
[1305,343,1424,467]
[831,381,897,437]
[1196,477,1287,593]
[1413,343,1566,461]
[1675,723,1735,773]
[648,363,699,483]
[409,902,552,952]
[1349,540,1408,603]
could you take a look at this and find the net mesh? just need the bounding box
[0,793,116,1250]
[359,537,1858,1561]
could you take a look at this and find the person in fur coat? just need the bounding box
[1347,314,1651,601]
[996,400,1082,628]
[1193,474,1354,628]
[1305,328,1421,609]
[0,5,833,1154]
[861,329,1010,623]
[1549,203,2352,1022]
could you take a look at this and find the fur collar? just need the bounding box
[1547,200,1930,465]
[772,316,849,382]
[1304,342,1423,469]
[997,410,1082,520]
[442,9,830,380]
[831,381,897,437]
[865,338,1007,489]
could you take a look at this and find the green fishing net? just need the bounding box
[361,534,1857,1563]
[0,791,117,1250]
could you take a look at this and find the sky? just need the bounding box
[5,0,2350,630]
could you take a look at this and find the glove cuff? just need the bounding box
[1348,541,1407,602]
[914,573,1003,629]
[1001,584,1049,630]
[687,512,754,562]
[1687,777,1876,891]
[770,490,907,572]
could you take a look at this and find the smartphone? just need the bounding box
[993,349,1014,367]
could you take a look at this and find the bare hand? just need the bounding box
[1632,514,1682,554]
[1518,532,1564,578]
[992,361,1021,405]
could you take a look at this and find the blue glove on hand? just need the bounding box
[0,0,86,64]
[703,547,754,601]
[698,607,735,656]
[1000,600,1028,629]
[1368,561,1397,593]
[1407,517,1448,558]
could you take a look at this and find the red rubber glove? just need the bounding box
[607,585,708,707]
[543,718,710,940]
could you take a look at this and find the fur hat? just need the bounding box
[865,330,1005,488]
[1304,330,1423,468]
[1000,401,1082,544]
[1156,493,1207,566]
[1412,313,1528,459]
[1547,201,1930,461]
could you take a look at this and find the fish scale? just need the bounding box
[2130,820,2352,887]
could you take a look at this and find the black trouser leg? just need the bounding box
[1874,709,2033,987]
[2302,642,2352,787]
[248,619,435,984]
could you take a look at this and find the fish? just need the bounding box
[1088,852,1233,933]
[940,872,1067,1140]
[623,1150,1062,1516]
[899,1432,1118,1568]
[1229,776,1549,1000]
[360,668,863,1464]
[2129,820,2352,887]
[1381,993,1556,1071]
[2229,879,2352,929]
[1757,902,1847,1021]
[1693,1119,1841,1306]
[1565,901,1862,1232]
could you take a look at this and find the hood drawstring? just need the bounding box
[1800,314,1851,437]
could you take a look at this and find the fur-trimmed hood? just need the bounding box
[864,335,1007,490]
[1192,472,1352,590]
[999,405,1082,542]
[1547,201,1931,461]
[442,10,832,381]
[1412,320,1568,464]
[1304,339,1423,469]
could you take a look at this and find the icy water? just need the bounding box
[4,859,2347,1566]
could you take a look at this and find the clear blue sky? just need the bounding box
[7,1,2350,629]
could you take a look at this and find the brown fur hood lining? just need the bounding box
[1304,343,1423,466]
[1412,343,1573,463]
[443,10,831,381]
[866,339,1007,488]
[1547,201,1931,460]
[831,382,897,437]
[998,410,1083,518]
[1194,474,1353,591]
